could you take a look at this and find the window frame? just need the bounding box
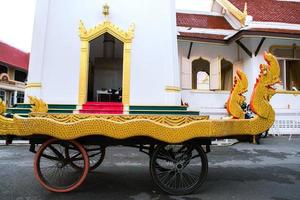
[277,57,300,90]
[16,91,25,103]
[220,58,234,91]
[270,45,300,91]
[14,69,27,83]
[0,65,8,74]
[191,57,211,90]
[0,89,6,102]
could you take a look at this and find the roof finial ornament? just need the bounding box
[243,2,247,15]
[103,3,109,20]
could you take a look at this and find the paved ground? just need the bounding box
[0,136,299,200]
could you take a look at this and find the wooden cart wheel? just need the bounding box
[65,145,105,171]
[34,139,89,193]
[150,143,208,195]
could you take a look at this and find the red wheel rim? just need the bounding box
[34,139,89,193]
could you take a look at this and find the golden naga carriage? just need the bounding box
[0,53,280,195]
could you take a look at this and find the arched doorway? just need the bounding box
[221,59,233,90]
[87,33,124,102]
[192,58,210,90]
[78,20,134,105]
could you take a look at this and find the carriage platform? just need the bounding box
[0,53,280,195]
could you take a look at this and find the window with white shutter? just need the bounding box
[191,58,210,90]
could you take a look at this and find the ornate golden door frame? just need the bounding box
[78,20,135,105]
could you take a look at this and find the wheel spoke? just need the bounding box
[41,153,62,161]
[190,154,201,160]
[86,147,102,152]
[88,152,101,158]
[48,144,64,159]
[66,145,105,171]
[34,139,89,192]
[150,143,208,195]
[69,152,82,161]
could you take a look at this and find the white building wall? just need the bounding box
[178,40,237,115]
[178,41,238,88]
[26,0,51,100]
[179,38,300,133]
[26,0,180,105]
[179,38,300,109]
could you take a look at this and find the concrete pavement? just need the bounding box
[0,136,299,200]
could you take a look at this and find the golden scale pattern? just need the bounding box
[0,53,280,143]
[30,113,209,126]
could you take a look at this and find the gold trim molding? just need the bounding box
[276,90,300,96]
[1,114,273,143]
[216,0,247,25]
[26,82,42,89]
[78,14,135,105]
[165,86,182,92]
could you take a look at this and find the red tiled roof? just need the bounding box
[179,28,300,43]
[178,32,226,42]
[228,0,300,24]
[176,13,233,29]
[249,28,300,35]
[0,41,29,71]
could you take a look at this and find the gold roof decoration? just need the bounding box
[103,3,109,19]
[78,4,135,41]
[216,0,247,26]
[79,20,87,35]
[128,23,136,36]
[0,98,6,115]
[28,96,48,113]
[79,20,135,42]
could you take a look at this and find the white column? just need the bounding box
[210,56,221,90]
[13,90,18,105]
[164,0,181,105]
[181,57,192,89]
[25,0,51,102]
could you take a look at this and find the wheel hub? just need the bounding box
[56,162,65,168]
[176,163,183,170]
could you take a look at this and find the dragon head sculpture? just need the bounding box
[0,98,6,116]
[28,96,48,113]
[250,52,280,119]
[227,69,248,119]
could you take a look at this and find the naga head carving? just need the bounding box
[227,69,248,119]
[259,52,281,90]
[0,98,6,115]
[250,52,280,119]
[235,69,248,96]
[265,52,280,85]
[28,96,48,113]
